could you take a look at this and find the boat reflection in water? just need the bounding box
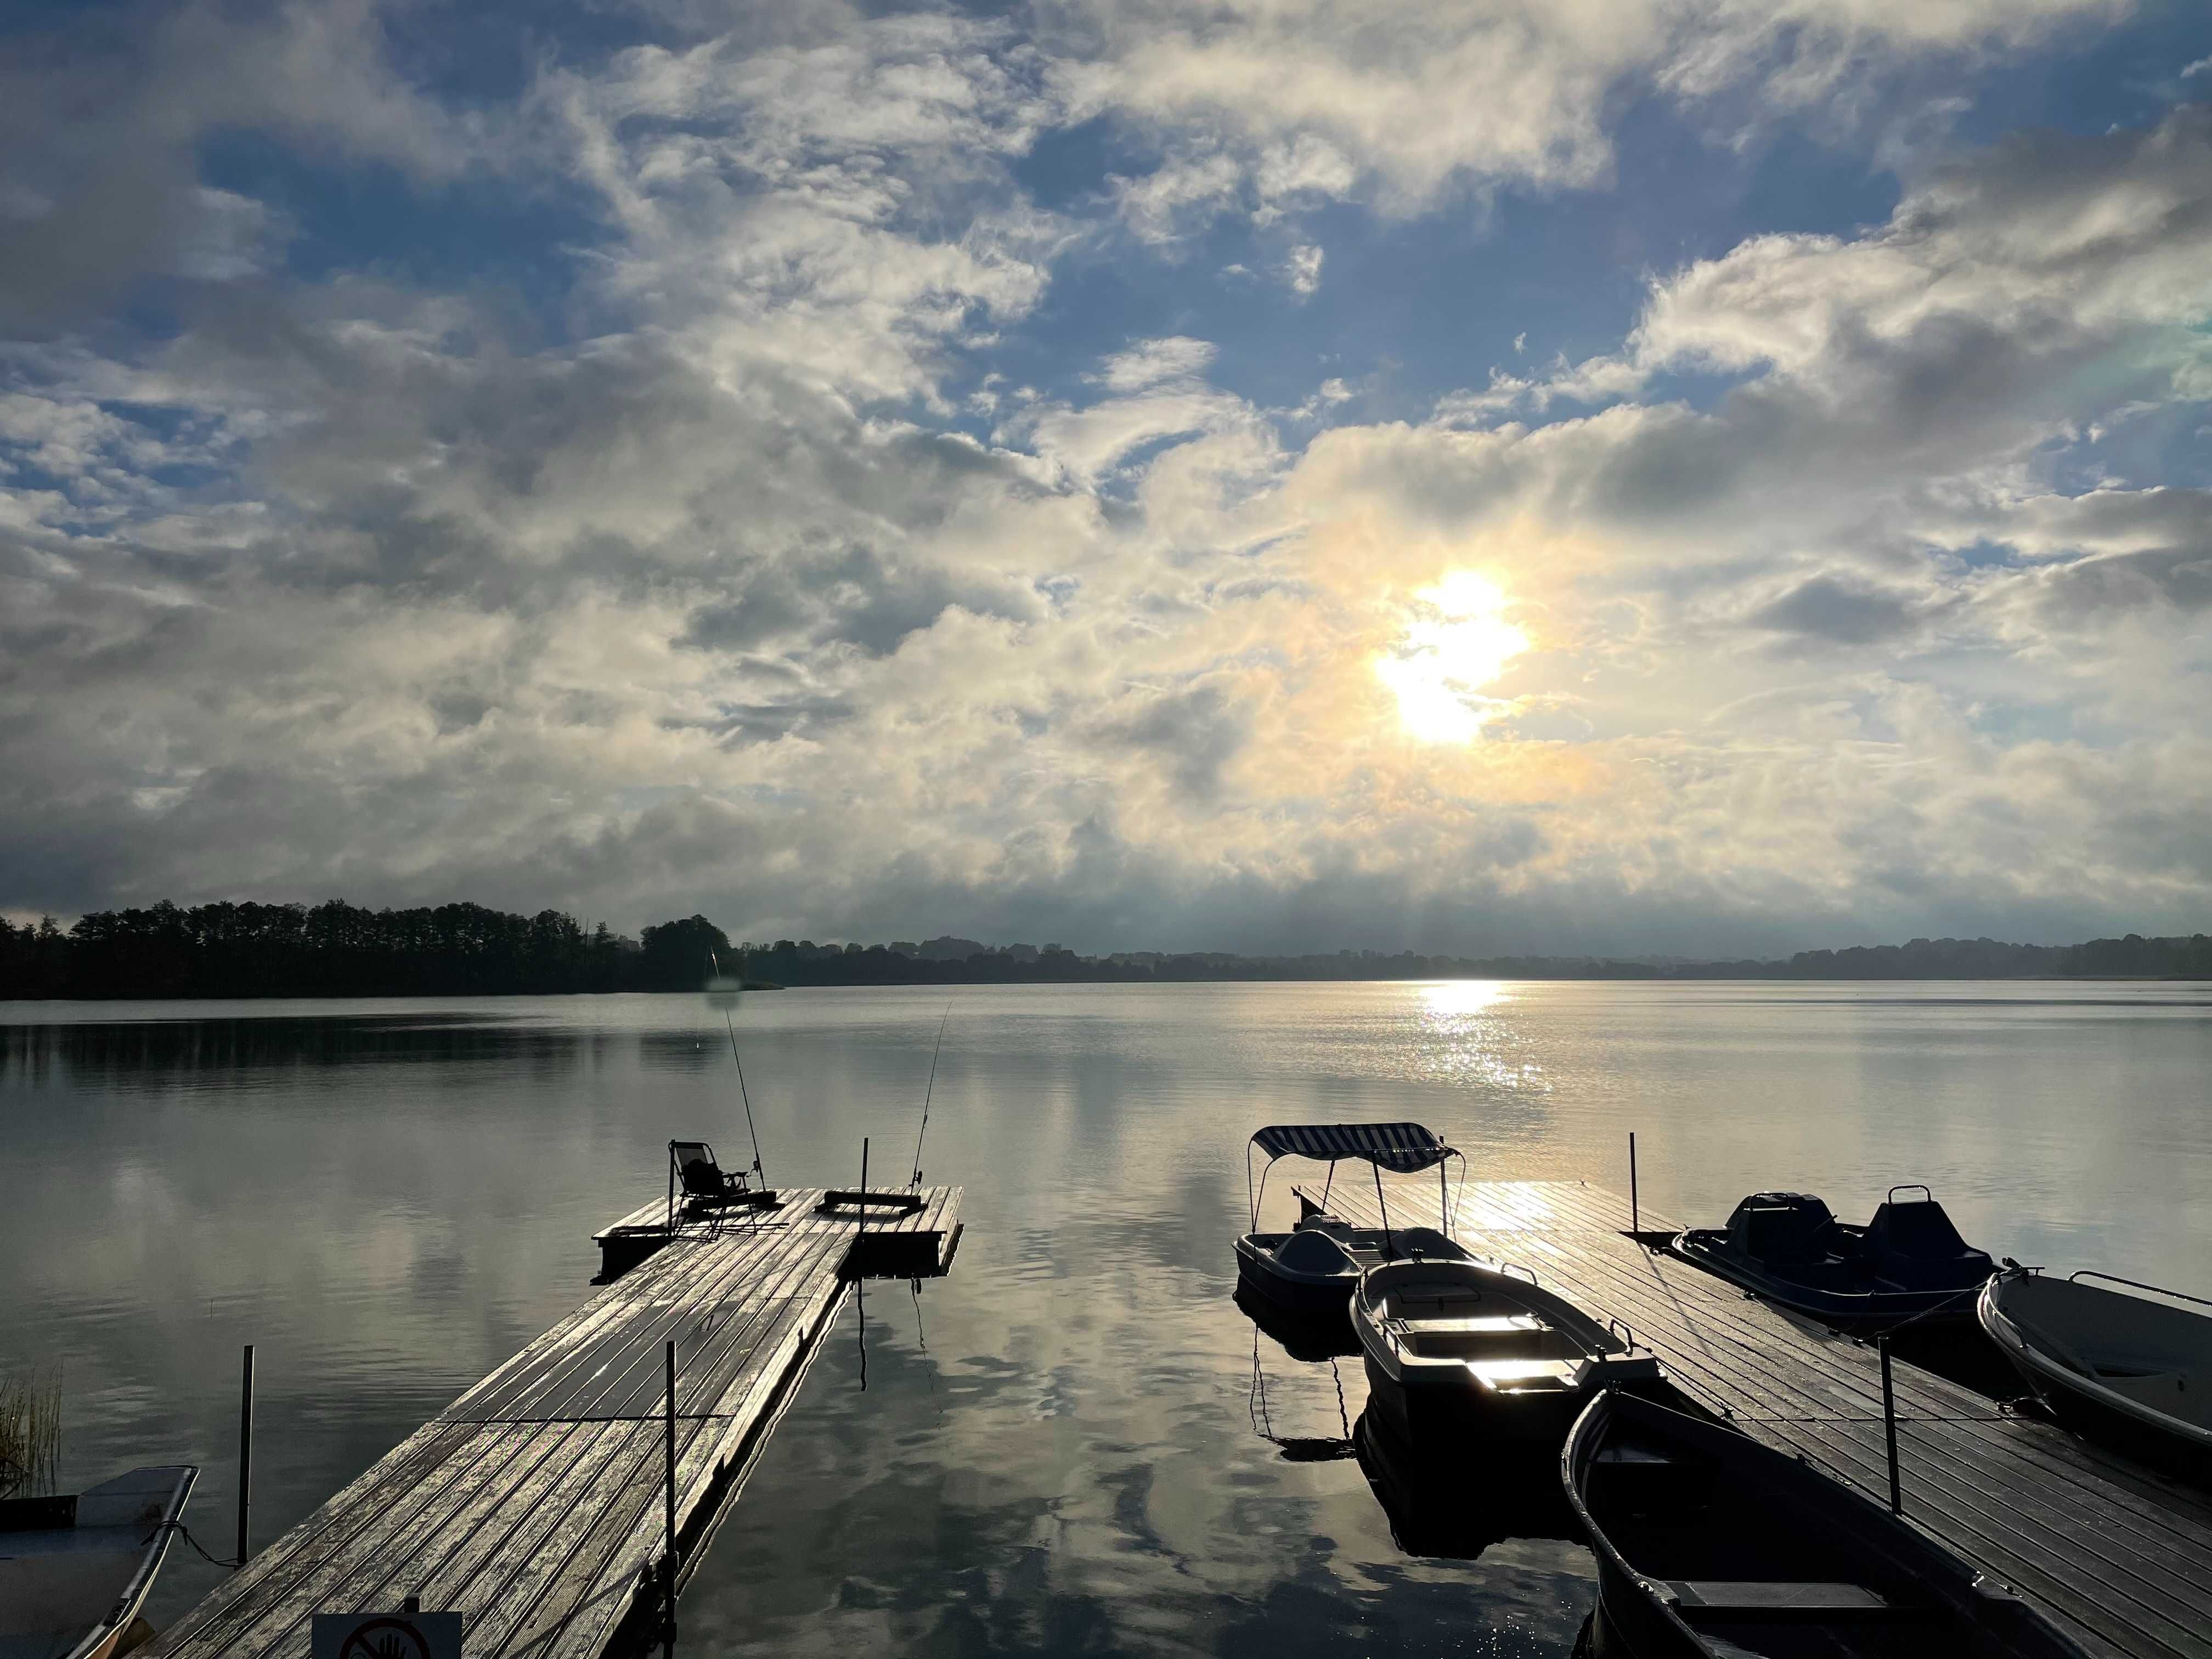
[1238,1268,1587,1561]
[1245,1314,1357,1463]
[1235,1280,1361,1363]
[1352,1405,1582,1560]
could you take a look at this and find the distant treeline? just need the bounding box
[0,902,741,1000]
[3,902,2209,1000]
[742,932,2212,985]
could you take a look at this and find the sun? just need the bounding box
[1375,571,1528,743]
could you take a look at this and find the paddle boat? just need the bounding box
[1233,1122,1468,1319]
[1979,1265,2212,1481]
[1562,1389,2088,1659]
[0,1465,196,1659]
[1355,1255,1662,1446]
[1669,1186,1996,1332]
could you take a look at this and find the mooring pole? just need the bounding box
[859,1137,870,1238]
[1372,1163,1395,1260]
[1629,1132,1639,1235]
[664,1338,678,1658]
[1879,1333,1902,1515]
[236,1344,255,1568]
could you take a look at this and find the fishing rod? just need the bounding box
[709,947,767,1186]
[910,998,952,1189]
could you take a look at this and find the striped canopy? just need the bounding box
[1248,1122,1454,1173]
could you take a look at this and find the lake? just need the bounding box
[3,980,2207,1656]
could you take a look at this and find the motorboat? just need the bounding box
[1562,1389,2087,1659]
[1669,1186,1996,1331]
[1,1465,197,1659]
[1978,1266,2212,1481]
[1234,1122,1468,1318]
[1355,1256,1662,1446]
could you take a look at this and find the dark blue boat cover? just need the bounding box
[1249,1122,1454,1172]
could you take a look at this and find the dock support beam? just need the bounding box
[663,1339,677,1658]
[236,1344,255,1569]
[1878,1334,1901,1515]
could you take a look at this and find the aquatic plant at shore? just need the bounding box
[0,1365,61,1498]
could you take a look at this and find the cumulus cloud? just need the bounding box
[2,0,2208,953]
[1060,0,2118,228]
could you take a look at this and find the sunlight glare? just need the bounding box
[1420,979,1507,1018]
[1376,571,1528,743]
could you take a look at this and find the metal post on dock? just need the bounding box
[236,1344,255,1568]
[1878,1334,1902,1516]
[664,1338,677,1659]
[1629,1133,1639,1235]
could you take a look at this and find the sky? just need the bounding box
[4,0,2212,957]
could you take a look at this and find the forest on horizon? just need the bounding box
[3,899,2209,1001]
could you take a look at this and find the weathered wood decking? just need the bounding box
[153,1185,960,1659]
[1314,1178,2212,1659]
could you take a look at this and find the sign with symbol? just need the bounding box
[311,1611,462,1659]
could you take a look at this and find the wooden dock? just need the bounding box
[152,1184,960,1659]
[1314,1178,2212,1659]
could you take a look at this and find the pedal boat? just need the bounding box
[1234,1122,1467,1318]
[1669,1186,1995,1332]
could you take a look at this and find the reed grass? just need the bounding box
[0,1364,61,1499]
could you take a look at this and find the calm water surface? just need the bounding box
[3,981,2208,1656]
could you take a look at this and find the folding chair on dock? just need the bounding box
[667,1140,780,1233]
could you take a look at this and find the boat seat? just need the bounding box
[1595,1442,1679,1466]
[1390,1290,1493,1317]
[1396,1313,1540,1335]
[2094,1367,2207,1423]
[1863,1199,1994,1290]
[1664,1581,1894,1616]
[1403,1319,1585,1362]
[1465,1357,1580,1392]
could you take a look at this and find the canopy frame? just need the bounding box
[1244,1122,1464,1239]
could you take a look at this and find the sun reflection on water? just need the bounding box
[1414,979,1549,1091]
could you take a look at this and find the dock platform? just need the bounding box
[1316,1178,2212,1659]
[153,1184,960,1659]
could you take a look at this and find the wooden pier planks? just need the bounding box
[153,1184,961,1659]
[1314,1178,2212,1659]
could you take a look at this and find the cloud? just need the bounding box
[0,0,494,327]
[1064,0,2119,229]
[1094,337,1217,392]
[1746,575,1939,644]
[2,1,2209,956]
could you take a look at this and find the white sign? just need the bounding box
[311,1612,462,1659]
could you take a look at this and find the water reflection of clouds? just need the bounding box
[7,983,2205,1659]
